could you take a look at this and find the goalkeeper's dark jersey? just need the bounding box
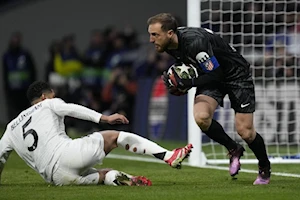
[166,27,251,82]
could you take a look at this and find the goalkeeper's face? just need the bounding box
[148,23,173,53]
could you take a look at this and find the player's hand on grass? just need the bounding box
[100,113,129,125]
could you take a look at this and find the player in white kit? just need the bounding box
[0,81,193,186]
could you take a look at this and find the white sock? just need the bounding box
[117,131,173,161]
[104,170,132,186]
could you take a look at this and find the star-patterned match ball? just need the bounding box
[167,63,198,81]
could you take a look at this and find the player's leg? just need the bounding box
[194,93,243,176]
[230,76,271,184]
[193,92,242,160]
[51,135,107,186]
[52,135,152,186]
[79,168,152,186]
[235,113,271,185]
[53,167,151,186]
[101,169,152,186]
[99,130,192,168]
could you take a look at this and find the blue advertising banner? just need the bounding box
[133,78,187,141]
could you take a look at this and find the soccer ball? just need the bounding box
[167,63,198,93]
[168,63,198,80]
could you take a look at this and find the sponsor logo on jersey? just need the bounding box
[11,103,42,131]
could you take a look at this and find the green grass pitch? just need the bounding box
[1,143,300,200]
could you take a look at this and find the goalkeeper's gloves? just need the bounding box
[166,67,223,90]
[162,71,188,96]
[169,68,194,90]
[162,71,173,89]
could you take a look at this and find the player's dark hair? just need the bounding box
[26,81,52,103]
[147,13,178,32]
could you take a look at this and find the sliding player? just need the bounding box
[0,81,192,186]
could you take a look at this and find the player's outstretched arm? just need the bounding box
[100,113,129,125]
[49,98,129,125]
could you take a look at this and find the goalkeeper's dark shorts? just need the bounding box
[195,74,255,113]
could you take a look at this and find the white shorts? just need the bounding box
[52,132,106,185]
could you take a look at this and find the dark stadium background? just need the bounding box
[0,0,187,140]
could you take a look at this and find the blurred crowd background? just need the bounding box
[0,0,185,134]
[2,27,176,132]
[1,0,300,142]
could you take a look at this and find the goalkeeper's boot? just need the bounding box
[253,163,271,185]
[165,143,193,169]
[114,172,152,186]
[228,144,245,176]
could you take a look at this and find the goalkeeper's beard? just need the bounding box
[160,37,173,52]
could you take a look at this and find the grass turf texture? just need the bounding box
[1,145,300,200]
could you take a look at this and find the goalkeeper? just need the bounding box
[147,13,271,185]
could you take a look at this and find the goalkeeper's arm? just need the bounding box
[172,38,224,89]
[171,67,223,90]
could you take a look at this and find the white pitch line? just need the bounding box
[202,165,300,178]
[106,154,300,178]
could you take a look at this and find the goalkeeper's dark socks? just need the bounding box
[202,119,238,151]
[247,132,270,167]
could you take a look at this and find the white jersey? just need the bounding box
[0,98,102,183]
